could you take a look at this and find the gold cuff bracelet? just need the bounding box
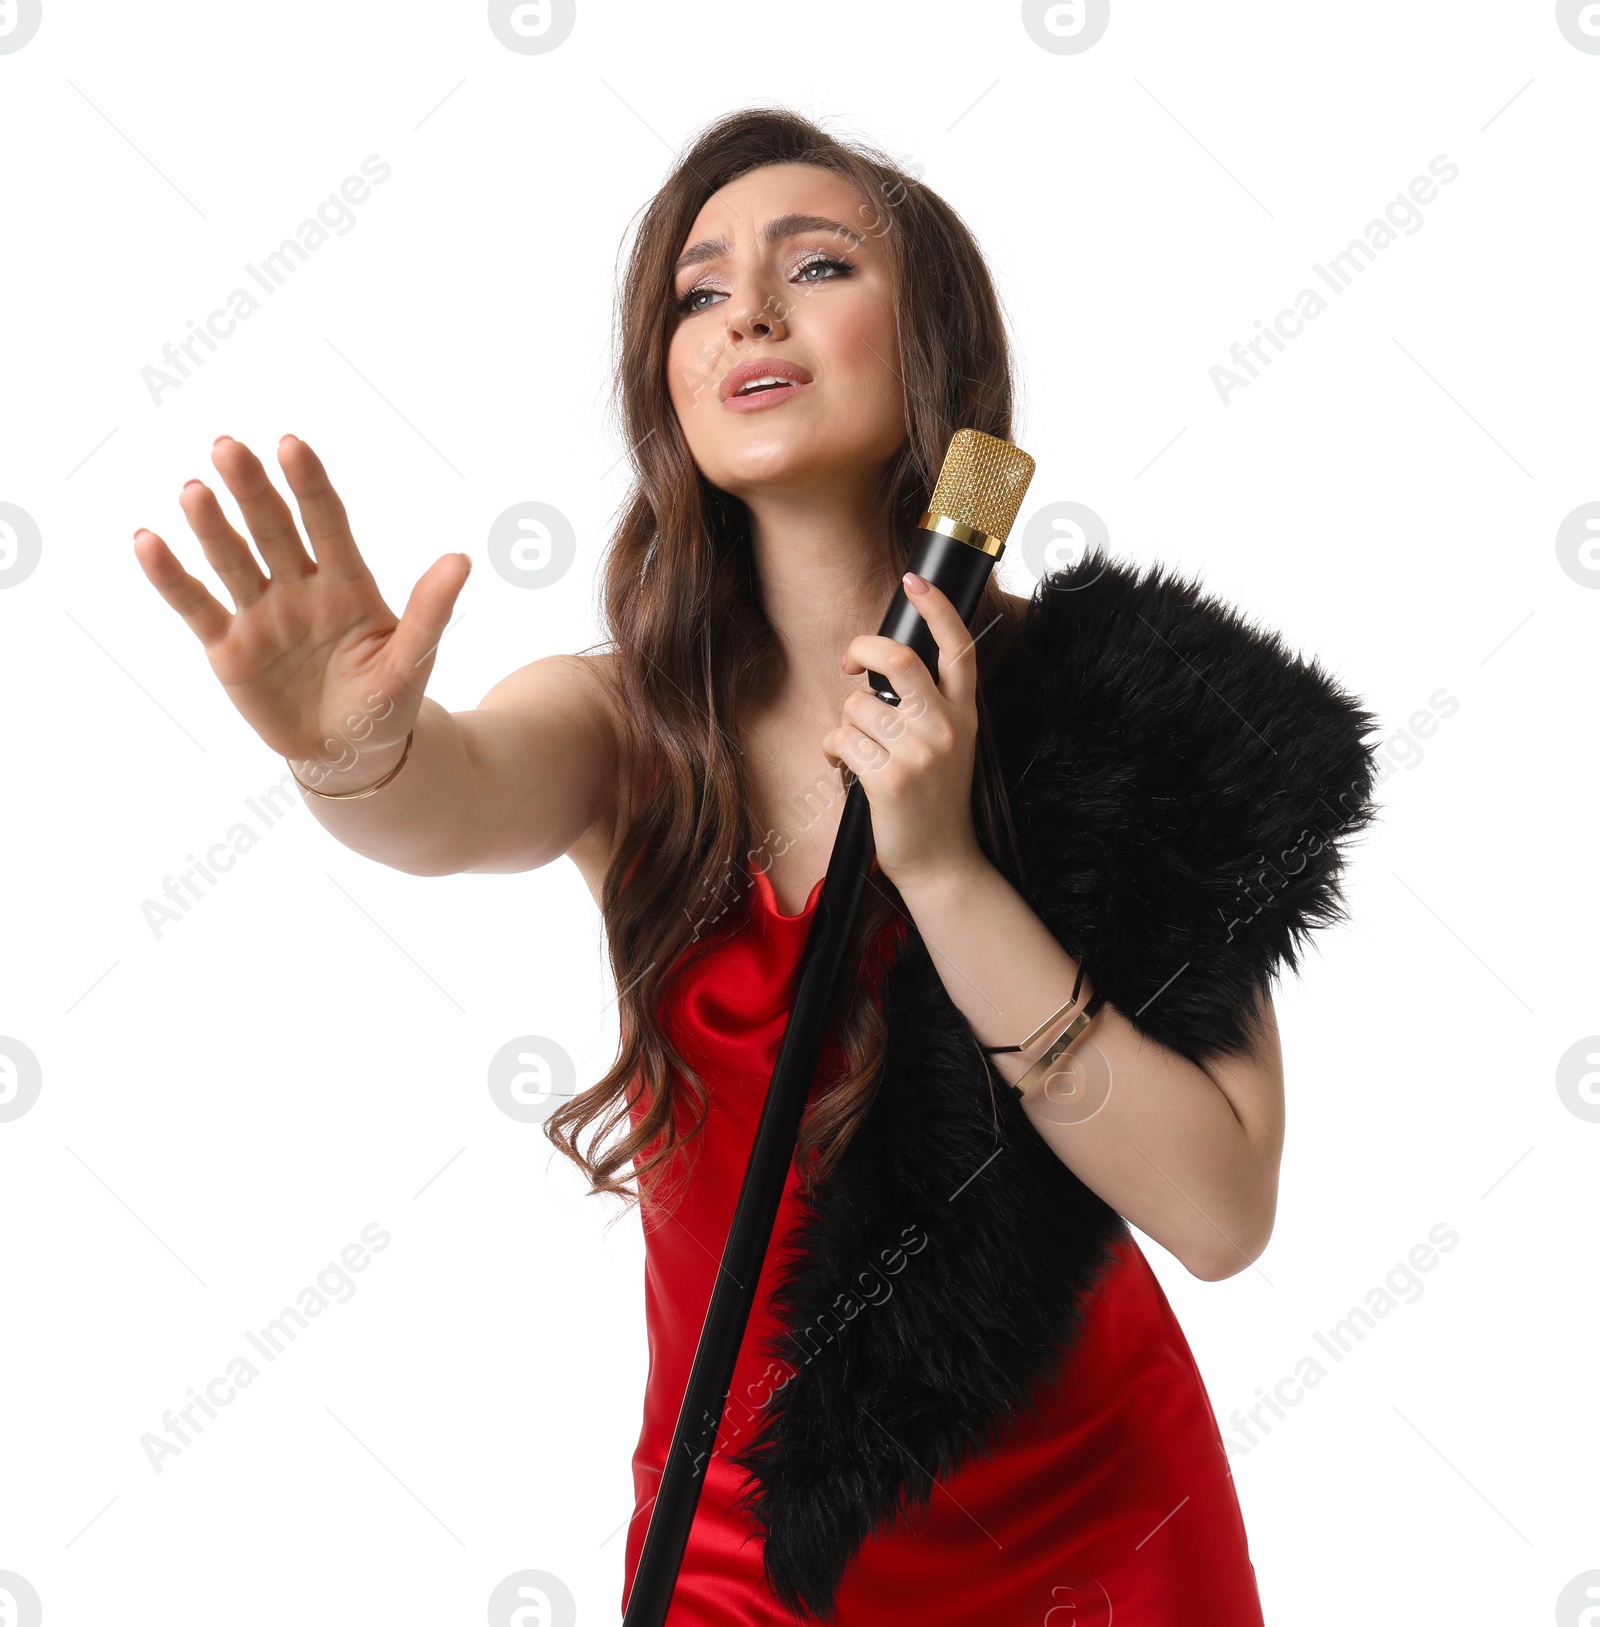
[288,729,414,800]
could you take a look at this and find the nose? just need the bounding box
[722,283,790,346]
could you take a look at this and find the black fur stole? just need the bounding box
[725,547,1382,1619]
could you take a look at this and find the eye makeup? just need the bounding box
[672,250,855,317]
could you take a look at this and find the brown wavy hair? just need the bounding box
[544,106,1030,1224]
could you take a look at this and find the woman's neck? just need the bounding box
[743,482,902,722]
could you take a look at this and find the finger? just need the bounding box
[843,633,938,709]
[210,435,316,582]
[379,552,472,691]
[277,435,371,584]
[823,721,890,779]
[841,685,929,755]
[132,528,235,647]
[177,479,270,609]
[898,574,979,709]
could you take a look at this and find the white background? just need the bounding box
[0,2,1595,1622]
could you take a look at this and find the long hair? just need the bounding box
[545,106,1029,1223]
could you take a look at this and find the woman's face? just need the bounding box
[665,162,907,504]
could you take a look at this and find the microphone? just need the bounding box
[621,428,1037,1627]
[865,428,1037,701]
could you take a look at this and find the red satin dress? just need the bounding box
[621,861,1266,1626]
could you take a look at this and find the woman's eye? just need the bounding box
[794,255,852,284]
[672,256,852,316]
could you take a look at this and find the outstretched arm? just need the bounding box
[134,434,618,880]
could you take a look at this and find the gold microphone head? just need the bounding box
[918,429,1037,557]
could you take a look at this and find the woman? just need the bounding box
[131,107,1360,1624]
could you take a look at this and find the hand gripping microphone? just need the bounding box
[621,429,1037,1626]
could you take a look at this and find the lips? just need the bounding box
[718,358,815,411]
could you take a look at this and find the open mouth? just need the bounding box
[719,360,815,407]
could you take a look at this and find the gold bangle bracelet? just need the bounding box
[1009,992,1107,1097]
[288,729,414,800]
[980,961,1088,1056]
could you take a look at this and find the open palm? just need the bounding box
[133,435,470,772]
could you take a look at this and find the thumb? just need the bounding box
[384,552,471,695]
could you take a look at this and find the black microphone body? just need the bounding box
[621,431,1034,1626]
[865,523,999,699]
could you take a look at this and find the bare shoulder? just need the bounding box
[477,646,622,749]
[483,646,622,716]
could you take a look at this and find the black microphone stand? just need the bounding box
[621,520,1004,1625]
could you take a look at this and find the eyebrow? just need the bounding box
[672,213,865,277]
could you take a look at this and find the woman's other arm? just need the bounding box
[826,573,1285,1284]
[900,857,1285,1283]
